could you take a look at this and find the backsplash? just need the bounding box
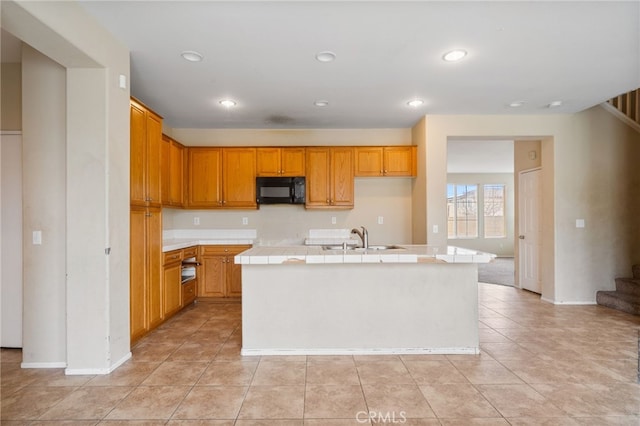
[163,178,413,246]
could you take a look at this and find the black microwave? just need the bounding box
[256,176,306,205]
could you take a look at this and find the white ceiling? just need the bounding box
[19,2,640,129]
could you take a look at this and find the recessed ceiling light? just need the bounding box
[180,50,203,62]
[314,100,329,107]
[407,99,424,107]
[442,49,467,62]
[509,101,525,108]
[548,100,563,108]
[315,51,336,62]
[219,99,236,108]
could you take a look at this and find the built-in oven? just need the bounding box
[181,257,199,284]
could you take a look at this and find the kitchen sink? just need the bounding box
[322,244,405,251]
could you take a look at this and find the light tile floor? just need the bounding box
[2,283,640,425]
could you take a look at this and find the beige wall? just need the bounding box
[165,128,414,245]
[1,62,22,131]
[420,109,640,303]
[411,117,427,243]
[21,44,67,366]
[446,173,515,257]
[3,0,131,373]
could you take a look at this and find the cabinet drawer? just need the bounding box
[163,249,183,265]
[182,280,196,305]
[199,245,251,256]
[182,246,198,258]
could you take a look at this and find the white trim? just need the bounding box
[0,130,22,135]
[600,102,640,133]
[241,347,480,356]
[21,362,67,369]
[65,351,132,375]
[541,296,596,305]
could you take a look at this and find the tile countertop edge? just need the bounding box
[234,245,496,265]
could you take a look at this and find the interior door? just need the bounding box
[518,169,542,293]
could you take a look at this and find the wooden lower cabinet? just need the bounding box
[130,205,162,343]
[182,280,196,306]
[162,249,183,318]
[198,245,251,298]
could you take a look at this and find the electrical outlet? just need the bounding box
[193,216,200,225]
[33,230,42,245]
[331,216,337,225]
[433,225,439,233]
[242,217,249,225]
[377,216,384,225]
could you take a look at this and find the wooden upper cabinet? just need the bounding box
[187,147,222,208]
[355,146,416,177]
[256,147,305,176]
[186,147,256,209]
[130,98,162,207]
[305,147,354,209]
[161,134,185,207]
[354,147,384,177]
[384,146,416,176]
[222,148,257,208]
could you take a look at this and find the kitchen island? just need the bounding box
[236,245,494,356]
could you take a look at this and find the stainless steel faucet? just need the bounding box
[351,226,368,249]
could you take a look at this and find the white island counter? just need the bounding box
[237,245,494,356]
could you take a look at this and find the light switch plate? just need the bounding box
[377,216,384,225]
[242,217,249,225]
[576,219,585,228]
[33,230,42,245]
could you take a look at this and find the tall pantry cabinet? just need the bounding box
[130,98,163,343]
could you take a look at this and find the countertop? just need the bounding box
[162,229,257,252]
[235,245,495,265]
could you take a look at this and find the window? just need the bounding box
[483,184,506,238]
[447,184,478,238]
[447,183,507,239]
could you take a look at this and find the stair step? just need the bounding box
[596,291,640,316]
[615,277,640,295]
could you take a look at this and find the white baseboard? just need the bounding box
[65,351,132,375]
[21,361,67,369]
[541,296,596,305]
[241,347,480,356]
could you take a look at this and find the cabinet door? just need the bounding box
[330,147,354,208]
[130,207,148,342]
[130,102,147,206]
[256,147,281,176]
[355,147,383,177]
[187,148,222,207]
[163,263,182,318]
[147,207,163,329]
[383,146,416,176]
[226,245,251,297]
[146,112,162,207]
[160,135,171,205]
[281,148,305,176]
[198,255,226,297]
[305,148,331,207]
[222,148,256,208]
[169,140,184,205]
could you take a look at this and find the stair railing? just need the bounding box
[605,88,640,131]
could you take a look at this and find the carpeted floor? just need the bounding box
[478,257,515,286]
